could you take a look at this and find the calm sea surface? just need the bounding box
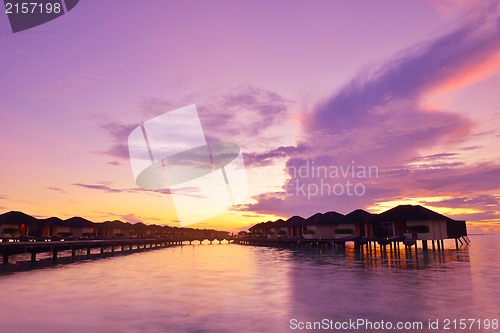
[0,234,499,333]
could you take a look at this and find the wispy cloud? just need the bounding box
[412,163,500,194]
[243,145,308,167]
[99,122,137,160]
[121,213,145,224]
[72,183,170,195]
[45,187,67,193]
[411,153,458,162]
[72,182,208,201]
[91,211,164,224]
[427,194,499,208]
[73,183,122,193]
[199,85,292,143]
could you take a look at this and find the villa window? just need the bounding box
[406,225,430,233]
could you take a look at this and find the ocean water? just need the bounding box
[0,234,499,333]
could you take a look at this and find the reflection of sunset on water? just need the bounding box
[2,234,499,332]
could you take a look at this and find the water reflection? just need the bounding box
[0,235,498,333]
[286,234,498,332]
[287,242,471,271]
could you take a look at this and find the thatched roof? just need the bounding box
[377,205,455,222]
[0,211,38,225]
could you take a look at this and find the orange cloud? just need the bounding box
[426,50,500,97]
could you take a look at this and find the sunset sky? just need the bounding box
[1,0,499,233]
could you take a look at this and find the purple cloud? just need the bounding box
[72,183,170,196]
[297,6,500,168]
[102,143,130,160]
[411,153,458,162]
[413,164,500,194]
[198,85,292,147]
[242,6,500,220]
[46,187,67,193]
[243,145,308,167]
[99,85,292,162]
[73,183,123,193]
[427,195,498,208]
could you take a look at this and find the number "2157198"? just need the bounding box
[5,2,62,14]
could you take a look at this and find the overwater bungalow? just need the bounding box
[285,216,308,238]
[60,217,96,238]
[246,204,469,249]
[248,217,300,239]
[249,220,281,238]
[331,209,376,239]
[97,220,133,238]
[0,211,38,237]
[0,211,228,241]
[267,219,288,238]
[38,217,64,237]
[0,213,97,238]
[374,205,467,242]
[302,211,344,239]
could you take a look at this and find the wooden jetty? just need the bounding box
[0,237,231,265]
[232,235,471,256]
